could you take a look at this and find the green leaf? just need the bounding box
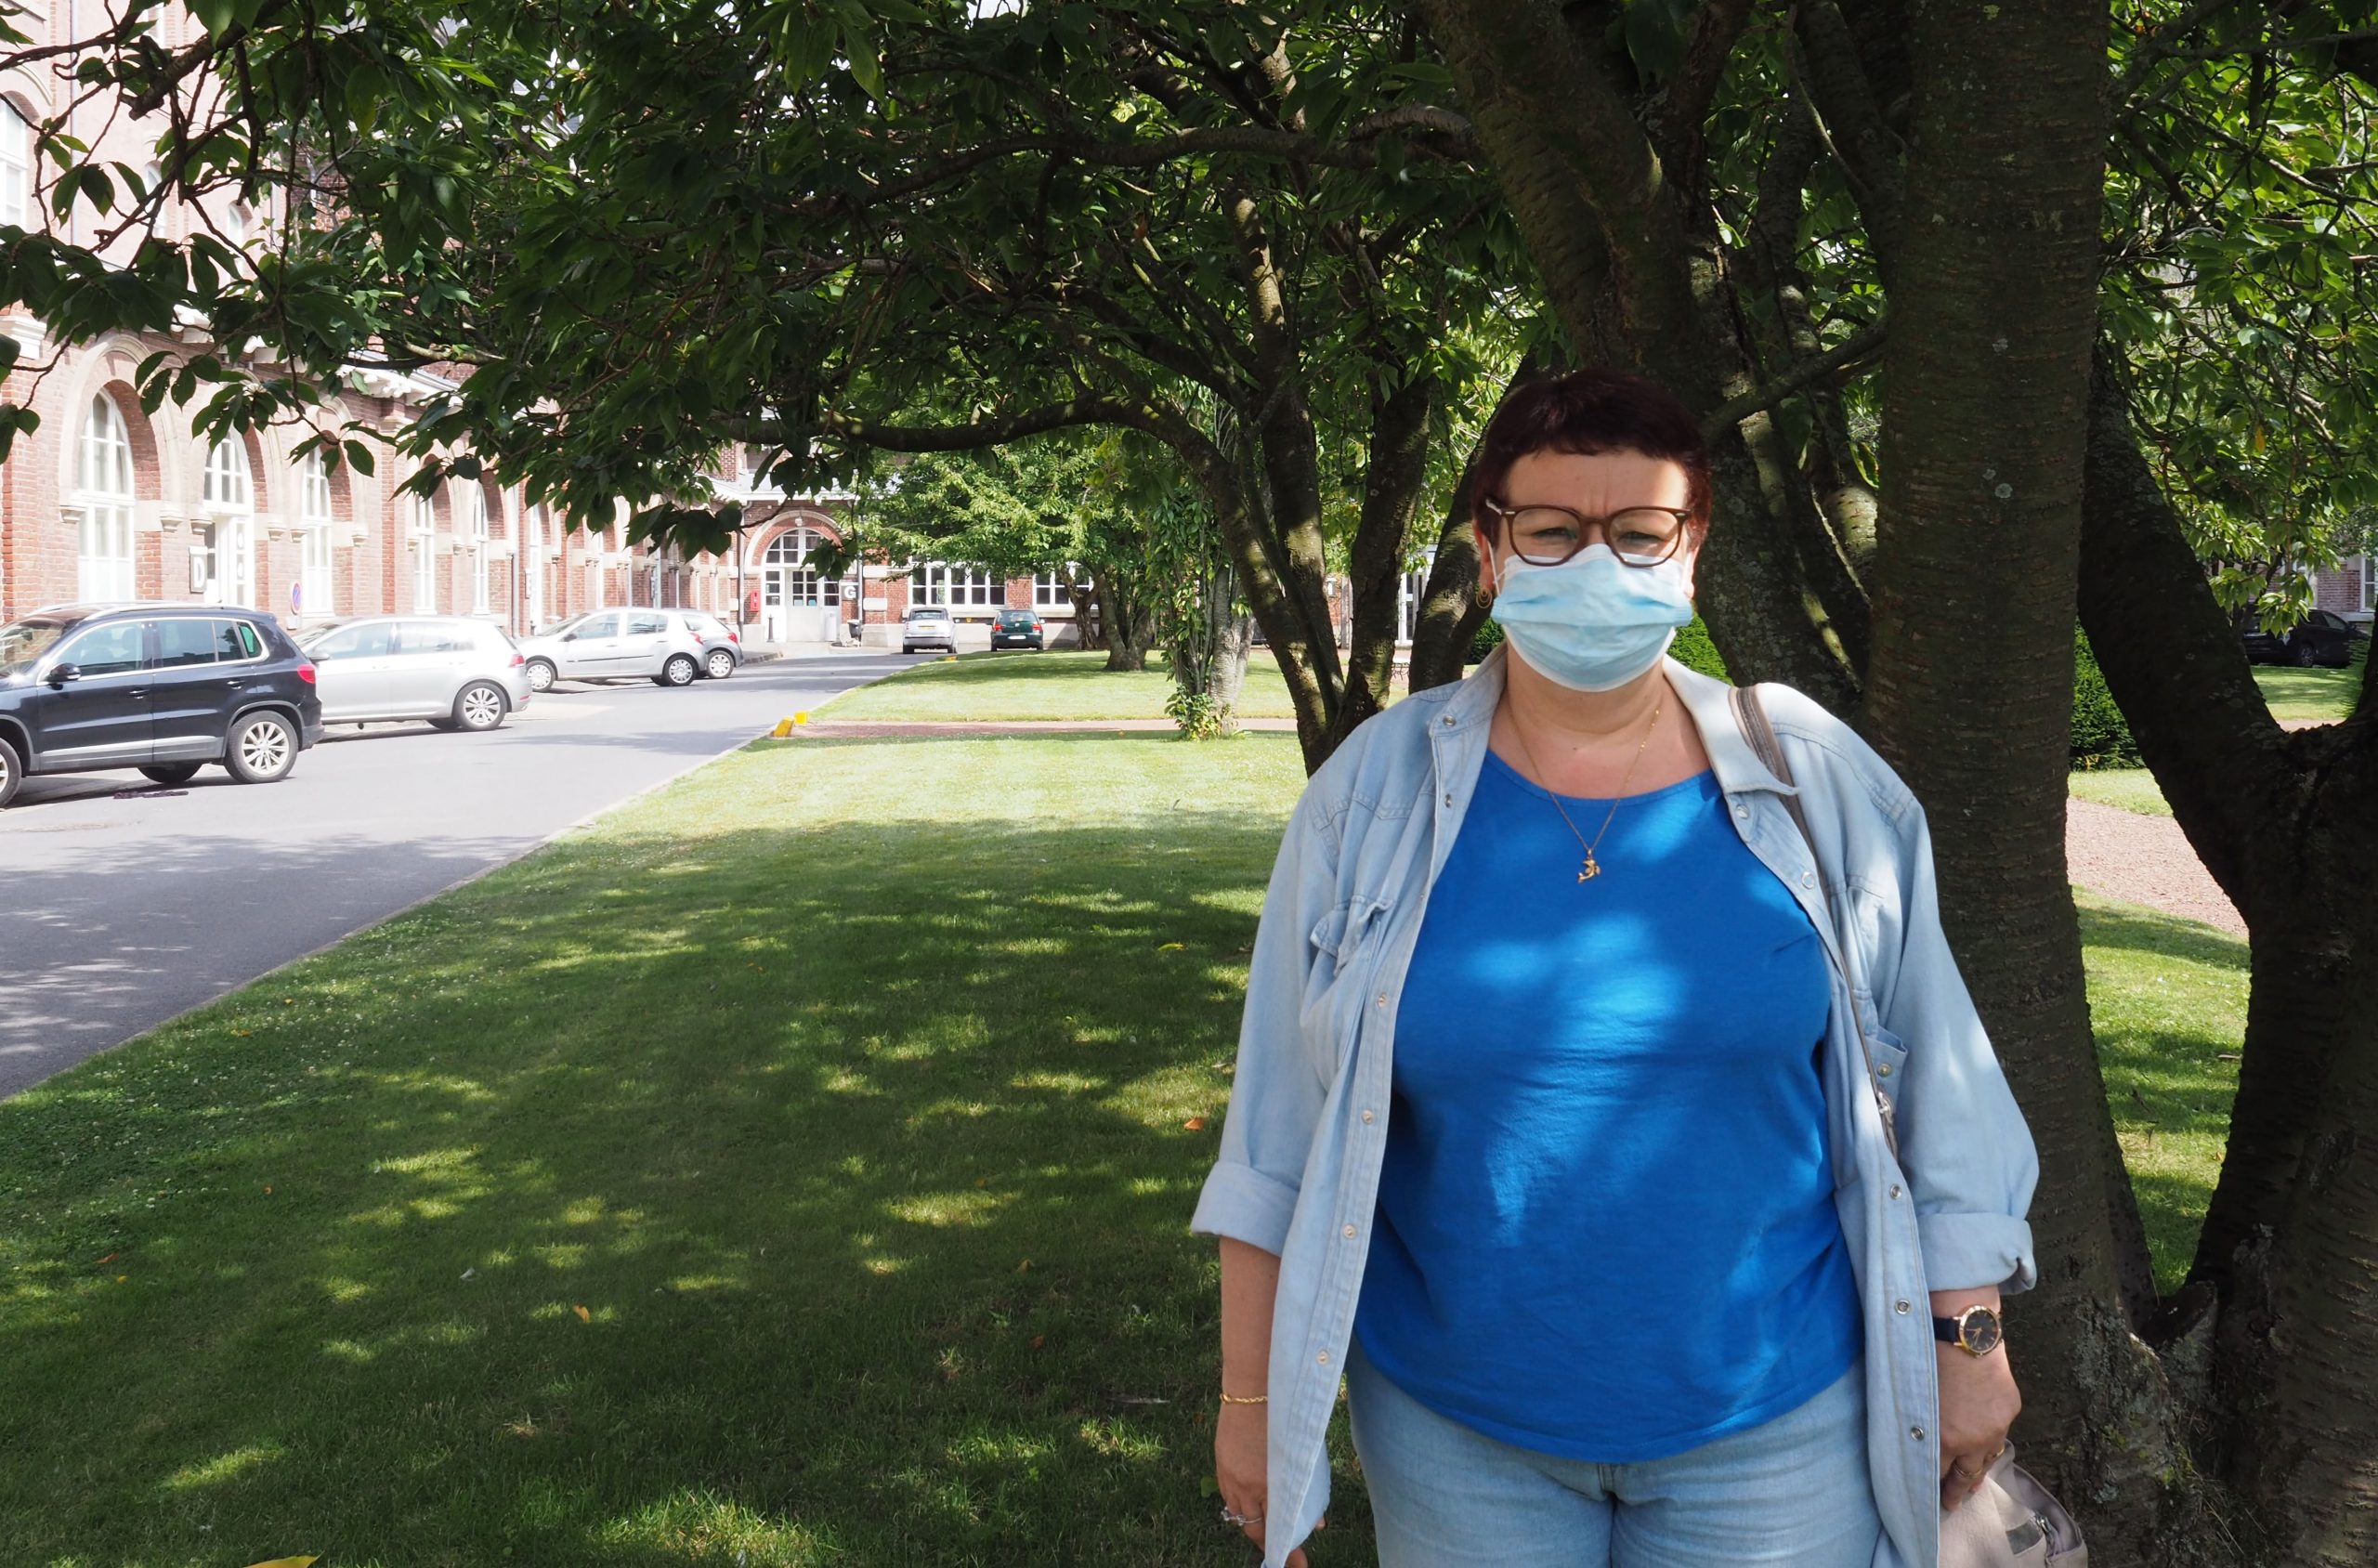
[341,440,377,478]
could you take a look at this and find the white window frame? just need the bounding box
[2364,555,2375,615]
[466,485,491,613]
[201,438,256,608]
[411,489,438,612]
[1033,568,1078,610]
[0,99,31,232]
[1394,559,1433,647]
[911,561,1001,608]
[74,393,136,601]
[295,451,335,621]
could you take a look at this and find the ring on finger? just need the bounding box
[1221,1506,1264,1528]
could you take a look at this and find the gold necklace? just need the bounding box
[1508,698,1665,883]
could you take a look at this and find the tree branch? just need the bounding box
[1700,316,1888,438]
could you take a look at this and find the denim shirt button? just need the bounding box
[1888,1183,1903,1199]
[1910,1426,1927,1443]
[1441,714,1455,727]
[1444,792,1455,806]
[1318,1352,1330,1365]
[1895,1300,1912,1314]
[1343,1224,1357,1238]
[1361,1109,1375,1123]
[1801,871,1817,889]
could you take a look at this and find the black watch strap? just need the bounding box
[1931,1315,1961,1344]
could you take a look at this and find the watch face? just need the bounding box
[1960,1306,2004,1355]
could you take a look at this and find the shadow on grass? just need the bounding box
[2071,895,2248,970]
[0,793,1365,1566]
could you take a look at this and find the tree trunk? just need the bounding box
[1848,6,2218,1561]
[2080,348,2378,1561]
[1419,0,1857,712]
[1327,372,1436,751]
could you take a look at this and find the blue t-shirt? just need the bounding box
[1353,753,1862,1462]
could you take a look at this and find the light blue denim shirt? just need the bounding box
[1192,647,2038,1568]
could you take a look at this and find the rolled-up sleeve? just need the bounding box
[1880,801,2041,1295]
[1191,794,1334,1257]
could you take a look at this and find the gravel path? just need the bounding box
[2067,798,2245,937]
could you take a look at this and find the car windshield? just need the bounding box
[541,613,589,637]
[294,621,346,648]
[0,618,72,675]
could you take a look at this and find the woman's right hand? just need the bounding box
[1216,1400,1309,1566]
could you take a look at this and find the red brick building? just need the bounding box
[1,9,1077,649]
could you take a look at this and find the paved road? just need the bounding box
[0,651,919,1097]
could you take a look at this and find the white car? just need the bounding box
[668,609,744,680]
[518,608,708,691]
[298,615,531,731]
[901,607,958,653]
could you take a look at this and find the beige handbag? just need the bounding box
[1940,1444,2090,1566]
[1730,687,2088,1568]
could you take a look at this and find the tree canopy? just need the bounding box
[14,4,2378,1559]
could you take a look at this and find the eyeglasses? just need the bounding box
[1479,498,1693,568]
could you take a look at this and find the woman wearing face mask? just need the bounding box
[1196,370,2036,1568]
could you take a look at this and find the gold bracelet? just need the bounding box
[1219,1392,1268,1405]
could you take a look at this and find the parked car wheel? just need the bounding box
[525,658,557,693]
[705,648,737,680]
[452,681,509,732]
[224,712,300,784]
[0,739,20,809]
[659,654,699,686]
[138,763,203,786]
[2294,642,2321,667]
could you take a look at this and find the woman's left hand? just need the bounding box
[1933,1289,2020,1512]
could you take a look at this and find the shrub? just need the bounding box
[2071,629,2141,770]
[1466,615,1505,663]
[1671,616,1729,681]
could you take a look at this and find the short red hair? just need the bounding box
[1472,369,1713,535]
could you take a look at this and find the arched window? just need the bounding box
[200,439,257,607]
[764,527,843,608]
[0,99,31,231]
[294,451,335,621]
[411,488,438,611]
[74,393,136,601]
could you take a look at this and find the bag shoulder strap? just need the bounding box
[1729,683,1901,1158]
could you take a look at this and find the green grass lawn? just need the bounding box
[0,733,1326,1568]
[2068,767,2172,817]
[2077,890,2249,1292]
[820,649,1306,723]
[2251,639,2367,722]
[0,733,2246,1565]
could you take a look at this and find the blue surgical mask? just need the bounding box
[1490,544,1694,692]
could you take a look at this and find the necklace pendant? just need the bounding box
[1578,853,1601,882]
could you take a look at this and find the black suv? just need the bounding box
[0,604,324,808]
[2235,606,2367,669]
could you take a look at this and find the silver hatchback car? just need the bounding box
[668,609,744,680]
[297,615,532,731]
[517,608,708,691]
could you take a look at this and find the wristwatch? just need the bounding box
[1932,1303,2005,1357]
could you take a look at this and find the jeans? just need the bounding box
[1346,1339,1882,1568]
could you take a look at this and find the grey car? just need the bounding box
[298,615,531,731]
[518,608,708,691]
[669,609,744,680]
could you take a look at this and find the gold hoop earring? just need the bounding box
[1475,585,1493,608]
